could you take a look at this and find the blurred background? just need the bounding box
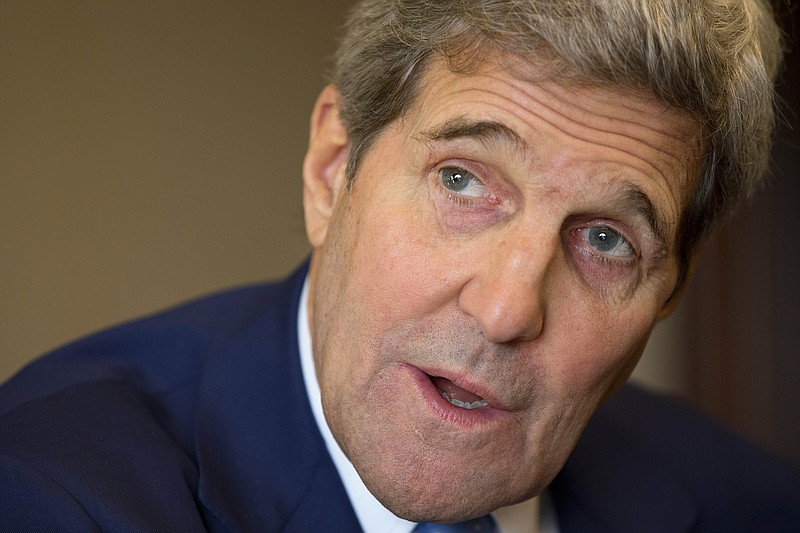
[1,1,797,465]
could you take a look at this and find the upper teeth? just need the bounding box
[441,391,488,409]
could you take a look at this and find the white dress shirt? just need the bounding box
[298,278,559,533]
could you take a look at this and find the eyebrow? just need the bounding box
[622,186,669,250]
[419,117,529,154]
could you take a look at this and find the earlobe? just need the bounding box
[303,85,349,248]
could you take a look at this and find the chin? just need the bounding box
[352,443,544,524]
[374,485,511,524]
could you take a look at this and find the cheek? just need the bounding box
[314,205,439,380]
[548,300,655,400]
[349,220,451,325]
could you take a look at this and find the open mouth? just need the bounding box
[430,375,489,410]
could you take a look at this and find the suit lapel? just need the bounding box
[193,264,362,532]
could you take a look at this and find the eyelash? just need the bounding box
[568,223,640,267]
[441,186,474,207]
[435,165,494,206]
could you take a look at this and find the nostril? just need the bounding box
[457,257,548,343]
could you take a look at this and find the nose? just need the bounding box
[457,233,554,344]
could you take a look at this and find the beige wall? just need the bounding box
[0,0,685,394]
[0,0,353,379]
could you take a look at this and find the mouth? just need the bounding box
[431,375,489,410]
[400,364,510,427]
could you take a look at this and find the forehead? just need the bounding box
[401,56,703,241]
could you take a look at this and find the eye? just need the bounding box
[580,226,635,258]
[439,166,487,198]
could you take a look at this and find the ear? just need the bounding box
[302,85,349,248]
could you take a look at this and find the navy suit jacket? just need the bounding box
[1,264,798,532]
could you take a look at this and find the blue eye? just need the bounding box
[439,167,486,197]
[586,226,634,257]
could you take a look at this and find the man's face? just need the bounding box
[304,57,700,522]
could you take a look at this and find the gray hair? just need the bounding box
[331,0,783,291]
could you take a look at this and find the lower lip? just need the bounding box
[400,363,511,428]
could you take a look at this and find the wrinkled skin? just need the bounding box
[302,56,701,522]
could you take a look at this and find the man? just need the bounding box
[1,0,798,531]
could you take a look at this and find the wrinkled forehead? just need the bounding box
[410,50,705,206]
